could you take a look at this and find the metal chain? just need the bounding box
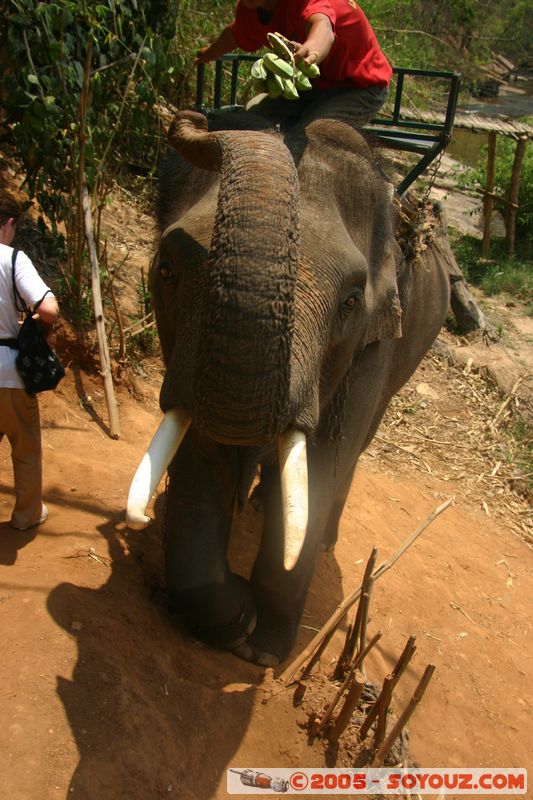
[397,146,447,265]
[419,146,446,213]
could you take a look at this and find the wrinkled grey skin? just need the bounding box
[152,109,450,667]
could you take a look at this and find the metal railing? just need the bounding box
[365,67,461,193]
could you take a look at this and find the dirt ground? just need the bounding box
[1,178,532,800]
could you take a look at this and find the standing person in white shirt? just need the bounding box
[0,191,59,530]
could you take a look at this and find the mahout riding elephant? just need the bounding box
[127,108,450,667]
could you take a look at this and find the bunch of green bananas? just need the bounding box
[250,32,320,101]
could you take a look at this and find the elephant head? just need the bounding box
[127,109,448,666]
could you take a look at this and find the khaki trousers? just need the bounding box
[0,388,43,528]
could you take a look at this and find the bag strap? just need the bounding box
[12,249,30,316]
[11,249,51,316]
[34,290,52,312]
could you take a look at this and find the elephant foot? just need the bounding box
[172,574,257,650]
[172,577,303,667]
[231,632,284,667]
[230,585,302,667]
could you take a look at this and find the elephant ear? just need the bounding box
[363,238,403,347]
[296,119,403,348]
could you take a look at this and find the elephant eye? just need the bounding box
[340,288,363,314]
[158,260,174,282]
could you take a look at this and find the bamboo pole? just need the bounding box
[124,320,156,340]
[336,548,378,680]
[371,664,436,767]
[350,549,377,662]
[373,674,394,750]
[315,662,361,736]
[328,670,366,743]
[279,498,453,685]
[82,184,121,439]
[481,131,497,258]
[298,626,336,684]
[357,582,374,674]
[311,548,377,684]
[391,635,418,681]
[67,141,76,276]
[505,136,527,256]
[314,632,382,735]
[110,283,126,363]
[123,311,154,334]
[358,635,417,740]
[75,43,93,299]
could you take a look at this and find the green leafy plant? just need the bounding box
[451,233,533,311]
[2,0,177,305]
[124,265,157,356]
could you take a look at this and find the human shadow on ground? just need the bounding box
[0,519,37,565]
[46,487,345,799]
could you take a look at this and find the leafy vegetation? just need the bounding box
[131,266,157,354]
[2,0,176,305]
[450,233,533,311]
[171,0,236,108]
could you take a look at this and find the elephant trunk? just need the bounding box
[163,112,300,446]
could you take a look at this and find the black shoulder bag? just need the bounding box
[10,249,65,396]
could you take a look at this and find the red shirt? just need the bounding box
[231,0,392,90]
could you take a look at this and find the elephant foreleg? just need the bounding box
[232,441,342,666]
[230,426,374,666]
[232,462,317,666]
[164,431,257,649]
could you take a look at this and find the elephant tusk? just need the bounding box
[278,428,309,571]
[126,408,192,530]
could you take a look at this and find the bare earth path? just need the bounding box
[0,338,531,799]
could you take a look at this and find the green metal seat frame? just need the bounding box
[195,58,461,196]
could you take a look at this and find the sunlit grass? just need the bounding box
[450,234,533,310]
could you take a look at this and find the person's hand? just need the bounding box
[194,26,236,66]
[293,43,320,66]
[32,314,54,338]
[194,46,212,65]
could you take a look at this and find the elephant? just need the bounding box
[126,107,450,667]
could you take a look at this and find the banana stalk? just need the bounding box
[267,32,297,62]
